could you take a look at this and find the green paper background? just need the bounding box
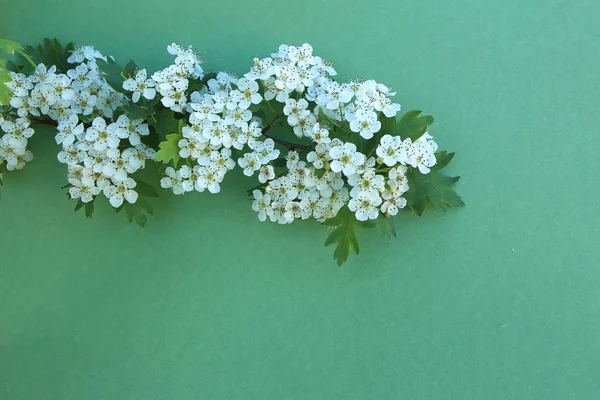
[1,0,599,399]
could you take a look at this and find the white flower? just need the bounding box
[388,165,409,192]
[1,119,34,149]
[55,114,84,146]
[317,81,353,110]
[285,150,300,169]
[29,88,57,114]
[381,190,407,216]
[350,109,381,139]
[238,152,261,176]
[48,73,75,100]
[104,178,138,208]
[190,95,220,122]
[407,133,437,174]
[102,151,136,182]
[223,105,252,128]
[160,167,186,195]
[210,148,236,175]
[123,144,155,170]
[292,112,316,138]
[329,142,365,176]
[274,65,301,91]
[203,120,232,147]
[68,176,100,203]
[252,139,280,164]
[236,78,262,108]
[376,135,404,166]
[252,190,273,221]
[268,177,298,201]
[122,69,156,103]
[83,151,108,173]
[67,64,94,88]
[258,165,275,183]
[30,63,57,84]
[85,117,120,151]
[70,90,97,115]
[115,114,149,146]
[196,166,222,193]
[347,170,385,198]
[348,190,382,221]
[310,123,331,144]
[306,143,330,169]
[57,145,86,165]
[246,57,275,81]
[382,101,401,118]
[5,72,33,97]
[283,98,309,126]
[178,138,203,159]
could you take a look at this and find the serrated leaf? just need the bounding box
[393,110,434,141]
[322,206,360,266]
[155,133,182,167]
[377,214,397,240]
[152,109,179,141]
[95,57,129,94]
[85,201,95,218]
[122,59,138,78]
[74,199,84,212]
[134,179,159,198]
[404,169,465,216]
[122,198,153,227]
[0,39,22,56]
[122,103,148,119]
[430,151,455,174]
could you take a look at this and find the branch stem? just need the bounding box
[261,114,311,150]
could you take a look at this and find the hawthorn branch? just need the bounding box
[261,114,312,150]
[31,118,58,127]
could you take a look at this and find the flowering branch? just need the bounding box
[0,38,464,266]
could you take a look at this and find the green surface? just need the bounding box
[1,0,599,399]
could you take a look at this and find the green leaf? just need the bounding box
[0,39,22,56]
[152,109,179,141]
[0,69,11,105]
[430,151,455,174]
[122,198,154,227]
[393,110,434,141]
[122,103,148,120]
[322,206,361,266]
[271,158,287,168]
[134,179,159,198]
[74,199,84,212]
[85,201,95,218]
[377,214,397,240]
[155,120,184,167]
[95,57,130,94]
[122,59,138,78]
[155,133,182,167]
[404,169,465,216]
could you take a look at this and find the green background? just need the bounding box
[1,0,599,398]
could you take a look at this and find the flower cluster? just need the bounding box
[160,72,280,195]
[149,44,204,113]
[0,45,158,208]
[244,44,438,223]
[0,115,34,171]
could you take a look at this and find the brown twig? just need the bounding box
[261,114,312,150]
[31,118,58,127]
